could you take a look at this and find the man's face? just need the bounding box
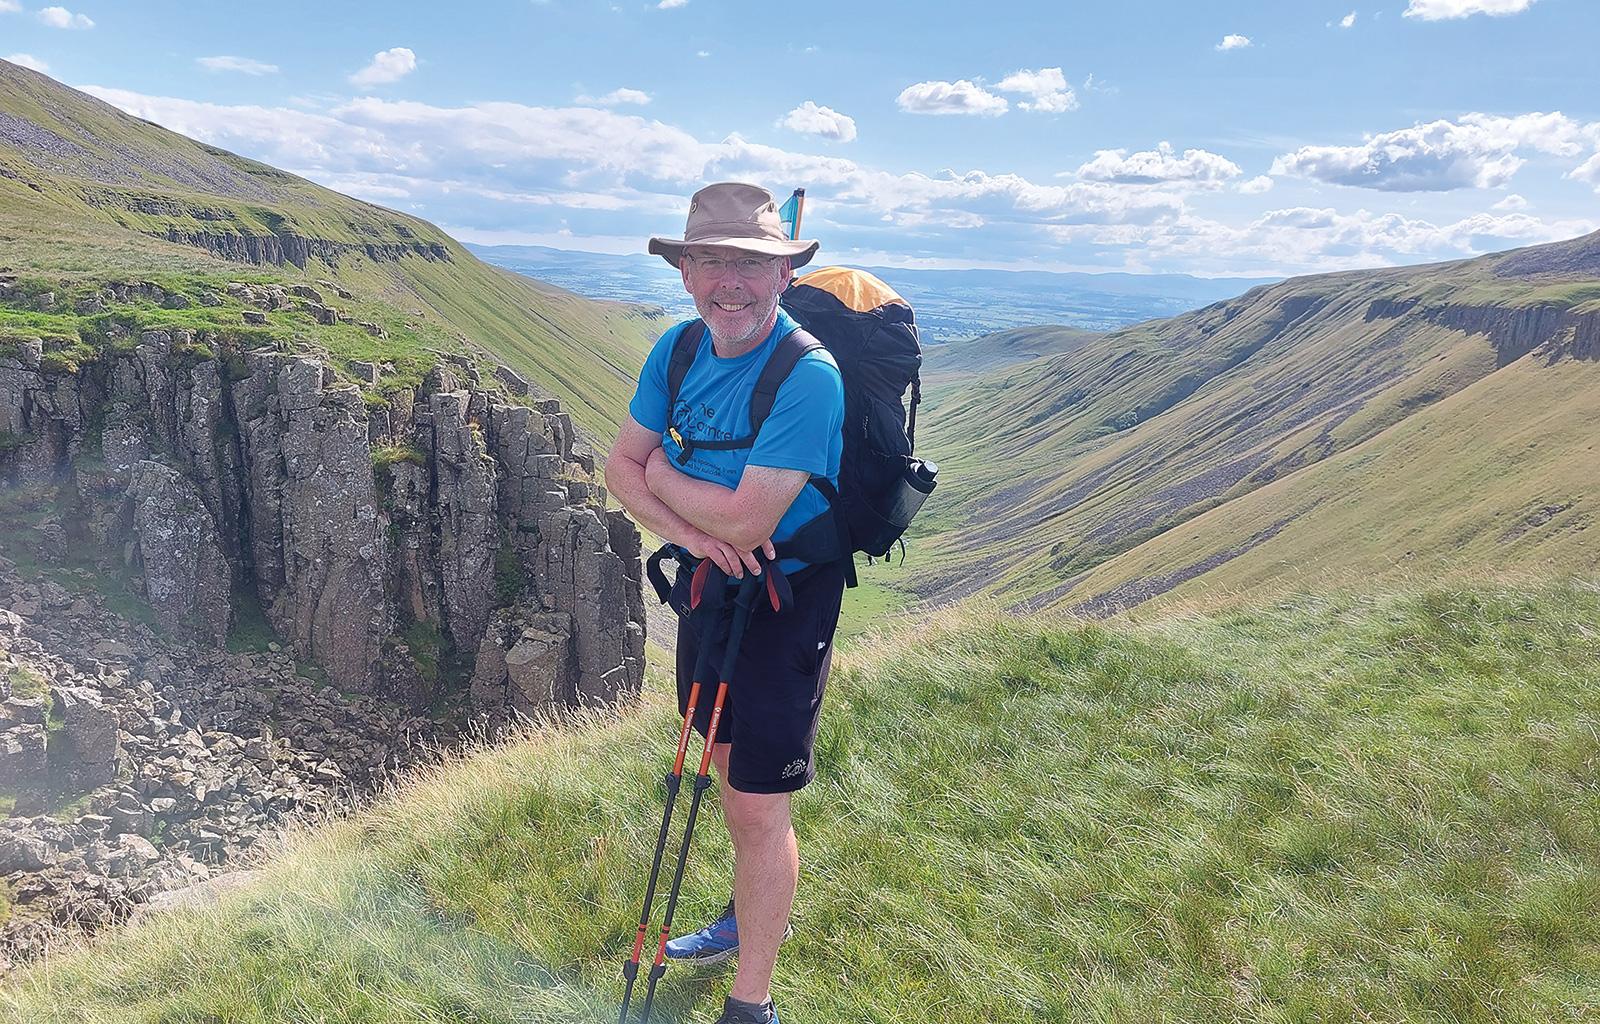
[679,244,790,348]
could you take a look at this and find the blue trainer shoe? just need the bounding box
[664,900,793,966]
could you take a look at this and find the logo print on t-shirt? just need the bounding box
[666,398,739,484]
[669,399,735,443]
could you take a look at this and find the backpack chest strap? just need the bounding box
[666,321,822,464]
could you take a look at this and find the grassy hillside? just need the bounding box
[1060,354,1600,615]
[0,59,657,439]
[913,232,1600,612]
[4,579,1597,1023]
[922,323,1102,383]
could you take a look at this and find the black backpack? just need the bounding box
[657,266,937,590]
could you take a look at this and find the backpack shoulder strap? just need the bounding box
[748,327,823,435]
[665,319,705,411]
[668,325,822,464]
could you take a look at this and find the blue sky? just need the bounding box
[4,0,1598,276]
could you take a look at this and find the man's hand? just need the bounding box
[686,530,777,579]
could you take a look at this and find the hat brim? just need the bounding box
[649,235,819,270]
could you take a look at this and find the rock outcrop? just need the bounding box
[127,461,231,645]
[0,334,645,710]
[159,228,452,270]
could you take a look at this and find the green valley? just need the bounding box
[914,235,1600,613]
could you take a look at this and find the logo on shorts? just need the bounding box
[780,759,807,779]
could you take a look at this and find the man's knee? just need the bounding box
[721,788,790,839]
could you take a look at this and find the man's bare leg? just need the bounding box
[711,742,796,1006]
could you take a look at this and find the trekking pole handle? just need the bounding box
[717,572,762,686]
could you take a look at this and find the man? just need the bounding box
[605,182,846,1024]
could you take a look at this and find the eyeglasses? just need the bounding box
[683,253,780,278]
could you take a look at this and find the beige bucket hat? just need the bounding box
[648,182,820,269]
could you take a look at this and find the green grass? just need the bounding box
[4,578,1597,1023]
[0,270,464,398]
[400,619,444,686]
[3,664,47,701]
[225,585,280,655]
[372,440,428,470]
[834,559,914,642]
[493,546,529,608]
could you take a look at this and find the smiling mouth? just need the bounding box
[713,300,751,312]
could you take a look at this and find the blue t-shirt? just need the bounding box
[628,309,844,574]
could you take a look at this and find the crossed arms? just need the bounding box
[604,416,810,578]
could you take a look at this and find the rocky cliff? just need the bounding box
[0,321,646,716]
[157,226,453,269]
[0,303,650,967]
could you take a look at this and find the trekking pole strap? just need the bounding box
[644,543,682,606]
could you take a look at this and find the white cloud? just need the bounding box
[73,83,1598,278]
[578,87,652,106]
[0,1,21,13]
[996,67,1078,113]
[5,52,48,72]
[1082,73,1118,96]
[197,56,279,76]
[349,47,417,88]
[1076,141,1242,187]
[896,79,1008,117]
[1216,34,1251,51]
[1054,205,1595,277]
[1272,112,1593,192]
[696,50,711,58]
[1404,0,1539,19]
[1339,12,1357,28]
[78,85,1181,237]
[780,101,857,143]
[1239,175,1275,194]
[658,0,688,8]
[1569,153,1600,192]
[1492,193,1529,210]
[37,5,93,29]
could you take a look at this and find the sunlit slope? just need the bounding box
[914,231,1600,610]
[0,59,656,438]
[1060,352,1600,614]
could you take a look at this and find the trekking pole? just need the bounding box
[637,567,767,1024]
[619,560,725,1024]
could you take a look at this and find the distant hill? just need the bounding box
[913,230,1600,612]
[0,59,656,438]
[468,242,1274,340]
[922,324,1101,381]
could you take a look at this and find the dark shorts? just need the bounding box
[673,560,847,794]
